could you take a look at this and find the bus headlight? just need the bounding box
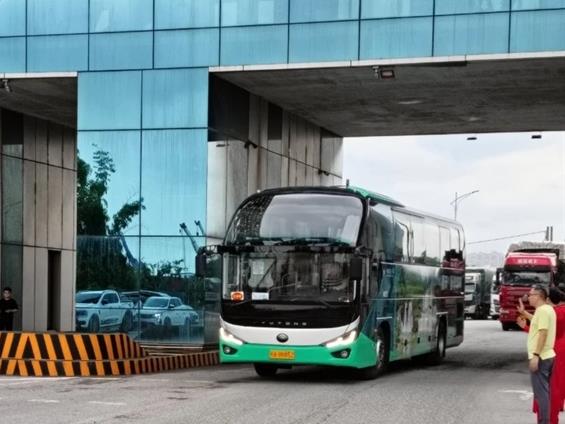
[324,330,357,349]
[220,327,244,346]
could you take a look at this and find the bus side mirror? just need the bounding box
[195,252,207,278]
[350,257,363,281]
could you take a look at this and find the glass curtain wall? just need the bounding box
[76,129,210,344]
[76,67,210,345]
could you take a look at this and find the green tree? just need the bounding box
[76,146,144,291]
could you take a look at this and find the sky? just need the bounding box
[343,132,565,254]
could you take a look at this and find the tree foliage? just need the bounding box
[76,146,143,291]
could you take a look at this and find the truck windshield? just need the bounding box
[76,292,102,304]
[464,283,476,294]
[223,252,356,303]
[225,193,363,246]
[504,271,551,286]
[144,298,169,308]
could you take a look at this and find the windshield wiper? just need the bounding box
[284,298,342,309]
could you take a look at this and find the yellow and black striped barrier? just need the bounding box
[0,332,219,377]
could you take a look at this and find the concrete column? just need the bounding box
[47,167,63,249]
[22,246,36,330]
[60,250,74,331]
[23,161,36,246]
[35,163,49,247]
[48,123,63,167]
[34,248,48,331]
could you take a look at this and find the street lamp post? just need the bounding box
[451,190,479,220]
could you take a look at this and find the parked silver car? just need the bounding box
[139,296,199,335]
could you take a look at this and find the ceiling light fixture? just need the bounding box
[372,66,395,80]
[397,99,422,105]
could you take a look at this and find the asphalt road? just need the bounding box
[0,320,545,424]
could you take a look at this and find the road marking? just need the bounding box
[88,401,127,406]
[28,399,60,403]
[0,377,71,382]
[499,390,534,400]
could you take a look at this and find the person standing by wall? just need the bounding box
[520,285,557,424]
[548,287,565,424]
[0,287,19,331]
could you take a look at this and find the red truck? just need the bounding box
[499,242,565,331]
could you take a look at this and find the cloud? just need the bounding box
[344,133,565,253]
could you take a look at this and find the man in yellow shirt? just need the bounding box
[524,285,556,424]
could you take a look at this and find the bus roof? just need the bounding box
[249,185,404,207]
[343,186,404,207]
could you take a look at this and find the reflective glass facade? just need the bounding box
[0,1,561,73]
[0,0,562,343]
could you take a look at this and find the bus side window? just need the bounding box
[424,222,440,266]
[411,217,426,265]
[393,212,411,263]
[439,226,450,262]
[450,228,460,254]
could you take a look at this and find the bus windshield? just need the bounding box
[503,271,551,286]
[225,193,363,246]
[223,252,356,303]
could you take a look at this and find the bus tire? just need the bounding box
[357,326,389,380]
[254,363,278,378]
[425,320,446,366]
[502,323,512,331]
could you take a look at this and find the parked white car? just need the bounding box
[139,296,199,334]
[75,290,134,333]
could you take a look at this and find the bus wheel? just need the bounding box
[254,363,278,378]
[501,323,512,331]
[357,327,389,380]
[425,321,446,366]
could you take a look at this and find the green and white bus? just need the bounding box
[196,186,465,378]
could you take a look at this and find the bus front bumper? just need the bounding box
[219,333,377,369]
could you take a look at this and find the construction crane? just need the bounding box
[179,222,200,254]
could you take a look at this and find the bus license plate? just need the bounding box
[269,350,295,360]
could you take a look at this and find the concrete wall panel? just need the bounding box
[34,248,48,331]
[288,158,297,186]
[23,161,36,246]
[62,169,75,250]
[47,166,63,249]
[247,142,259,194]
[226,140,248,221]
[206,142,228,239]
[35,163,48,247]
[23,116,36,161]
[60,250,74,331]
[280,156,289,187]
[259,99,269,149]
[48,124,63,167]
[281,111,290,157]
[35,119,48,164]
[22,246,35,331]
[248,95,260,145]
[63,127,76,170]
[267,151,282,189]
[333,138,343,177]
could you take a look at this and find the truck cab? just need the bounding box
[499,253,555,330]
[464,269,490,319]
